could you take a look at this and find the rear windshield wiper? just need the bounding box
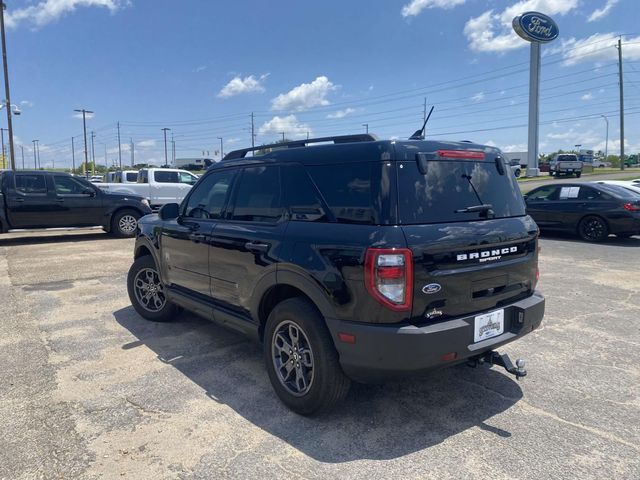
[454,204,494,214]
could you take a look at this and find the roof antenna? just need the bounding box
[409,105,434,140]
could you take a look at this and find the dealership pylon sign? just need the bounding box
[513,12,559,177]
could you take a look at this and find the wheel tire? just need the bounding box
[575,172,582,178]
[578,215,609,242]
[112,209,141,238]
[514,169,521,178]
[127,255,179,322]
[549,171,555,176]
[263,297,351,415]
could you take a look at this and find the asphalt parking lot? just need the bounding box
[1,229,639,479]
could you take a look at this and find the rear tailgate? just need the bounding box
[403,219,538,322]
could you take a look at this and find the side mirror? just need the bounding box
[159,202,180,221]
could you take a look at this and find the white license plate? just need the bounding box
[474,309,505,342]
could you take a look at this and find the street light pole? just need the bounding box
[0,2,16,170]
[161,128,170,166]
[362,123,369,134]
[20,143,23,169]
[90,131,96,175]
[32,139,37,169]
[74,108,92,175]
[0,127,5,169]
[71,136,75,173]
[217,136,223,159]
[600,115,609,164]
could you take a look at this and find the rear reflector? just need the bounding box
[338,333,356,344]
[437,149,485,160]
[440,352,458,362]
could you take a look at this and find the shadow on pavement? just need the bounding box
[0,231,117,246]
[114,306,524,463]
[539,231,640,247]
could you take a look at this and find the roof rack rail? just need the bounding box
[223,133,378,160]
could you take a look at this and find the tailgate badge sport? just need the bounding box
[457,246,518,263]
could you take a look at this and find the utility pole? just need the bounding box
[617,37,625,170]
[250,112,255,150]
[32,139,37,169]
[171,132,175,164]
[90,131,96,175]
[117,121,122,170]
[71,137,76,173]
[20,143,23,169]
[130,138,134,166]
[74,108,92,175]
[217,136,223,159]
[1,2,16,170]
[36,140,40,169]
[0,127,5,169]
[161,127,170,166]
[280,132,285,142]
[362,123,369,134]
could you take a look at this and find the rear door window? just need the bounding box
[230,166,283,223]
[15,174,47,195]
[306,163,374,224]
[125,172,138,182]
[397,160,525,224]
[154,171,179,183]
[282,165,328,222]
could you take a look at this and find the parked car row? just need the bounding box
[525,181,640,241]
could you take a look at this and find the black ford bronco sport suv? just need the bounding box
[127,134,545,414]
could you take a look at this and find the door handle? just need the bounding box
[245,242,269,253]
[189,233,207,243]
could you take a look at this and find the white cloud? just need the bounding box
[471,92,485,102]
[327,108,356,119]
[193,65,207,73]
[20,100,34,107]
[271,76,336,112]
[581,92,594,100]
[137,139,156,148]
[464,0,578,53]
[401,0,465,17]
[259,115,311,139]
[502,144,528,152]
[588,0,618,22]
[6,0,126,28]
[217,74,269,98]
[558,33,640,66]
[73,111,94,119]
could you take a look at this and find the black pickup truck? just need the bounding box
[0,170,152,237]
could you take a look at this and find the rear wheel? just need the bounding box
[264,298,351,415]
[127,255,179,321]
[578,215,609,242]
[575,172,582,178]
[112,209,141,238]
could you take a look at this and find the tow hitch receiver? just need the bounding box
[468,351,527,380]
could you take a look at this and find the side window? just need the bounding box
[307,163,373,224]
[231,166,283,223]
[126,172,138,182]
[179,172,197,185]
[282,165,327,222]
[154,171,179,183]
[15,174,47,194]
[53,176,91,195]
[184,170,236,219]
[527,185,559,201]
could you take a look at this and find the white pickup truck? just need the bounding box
[550,154,583,178]
[95,168,198,208]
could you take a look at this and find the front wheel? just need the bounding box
[575,172,582,178]
[578,215,609,242]
[264,298,351,415]
[127,255,179,321]
[112,209,141,238]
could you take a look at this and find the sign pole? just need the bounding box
[527,42,541,177]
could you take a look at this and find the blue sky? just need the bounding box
[3,0,640,168]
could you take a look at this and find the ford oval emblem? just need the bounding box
[512,11,559,43]
[422,283,442,295]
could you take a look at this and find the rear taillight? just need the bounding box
[364,248,413,312]
[623,202,640,212]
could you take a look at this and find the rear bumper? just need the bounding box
[326,292,545,383]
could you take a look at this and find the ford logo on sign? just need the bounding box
[422,283,442,295]
[512,11,559,43]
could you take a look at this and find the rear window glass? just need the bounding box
[307,163,374,224]
[397,160,525,224]
[15,174,47,194]
[556,155,577,162]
